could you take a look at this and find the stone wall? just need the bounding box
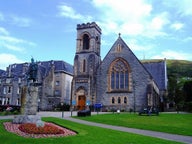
[96,37,151,111]
[24,86,38,115]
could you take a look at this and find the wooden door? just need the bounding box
[78,95,86,110]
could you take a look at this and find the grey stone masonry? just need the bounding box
[12,115,42,124]
[24,86,38,115]
[12,84,43,124]
[72,22,102,110]
[72,22,160,111]
[96,36,154,111]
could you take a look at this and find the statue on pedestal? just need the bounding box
[13,58,42,124]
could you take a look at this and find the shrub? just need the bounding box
[12,110,20,115]
[56,103,70,111]
[1,111,11,115]
[184,101,192,112]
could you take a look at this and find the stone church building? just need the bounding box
[72,22,165,111]
[0,21,167,111]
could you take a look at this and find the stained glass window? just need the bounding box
[111,72,115,89]
[116,72,119,89]
[120,71,124,89]
[109,58,130,91]
[125,72,129,89]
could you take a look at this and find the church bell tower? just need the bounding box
[72,22,102,110]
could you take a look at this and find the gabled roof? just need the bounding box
[100,35,162,93]
[142,60,167,90]
[102,35,153,77]
[102,35,129,62]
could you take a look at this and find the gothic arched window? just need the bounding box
[124,97,127,104]
[83,59,86,72]
[118,97,121,104]
[83,34,89,50]
[112,97,115,104]
[109,58,131,92]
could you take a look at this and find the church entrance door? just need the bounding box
[78,95,86,110]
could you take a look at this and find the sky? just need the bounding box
[0,0,192,70]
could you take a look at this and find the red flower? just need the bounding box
[4,122,76,138]
[18,123,64,134]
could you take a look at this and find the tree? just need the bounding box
[183,80,192,112]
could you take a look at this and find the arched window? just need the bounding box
[109,58,130,91]
[83,59,86,72]
[118,97,121,104]
[112,97,115,104]
[83,34,89,50]
[124,97,127,104]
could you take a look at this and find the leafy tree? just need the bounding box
[167,74,177,103]
[183,81,192,112]
[166,60,192,112]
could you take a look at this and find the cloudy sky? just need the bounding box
[0,0,192,70]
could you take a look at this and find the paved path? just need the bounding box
[64,117,192,144]
[1,111,192,144]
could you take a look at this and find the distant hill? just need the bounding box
[141,59,192,78]
[166,59,192,78]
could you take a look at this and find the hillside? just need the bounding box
[141,59,192,78]
[166,59,192,78]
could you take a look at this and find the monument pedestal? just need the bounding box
[24,86,38,115]
[12,115,41,124]
[13,85,43,124]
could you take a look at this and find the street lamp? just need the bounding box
[133,81,136,113]
[61,102,64,118]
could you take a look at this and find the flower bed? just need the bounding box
[3,122,76,138]
[18,123,64,134]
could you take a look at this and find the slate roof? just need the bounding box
[0,60,73,79]
[38,60,73,75]
[1,63,28,80]
[0,69,5,75]
[11,64,26,77]
[53,60,73,75]
[142,60,167,91]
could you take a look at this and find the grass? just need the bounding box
[0,117,182,144]
[76,112,192,136]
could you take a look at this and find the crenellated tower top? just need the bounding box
[76,22,102,55]
[77,22,102,34]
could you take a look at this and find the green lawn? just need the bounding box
[76,112,192,136]
[0,117,182,144]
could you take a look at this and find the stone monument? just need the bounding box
[13,58,43,124]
